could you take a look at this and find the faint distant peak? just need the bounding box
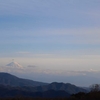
[6,61,23,68]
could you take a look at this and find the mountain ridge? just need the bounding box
[0,84,70,98]
[0,72,88,97]
[28,82,87,94]
[0,72,47,87]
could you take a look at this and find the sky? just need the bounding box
[0,0,100,86]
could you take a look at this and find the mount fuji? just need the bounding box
[6,61,23,68]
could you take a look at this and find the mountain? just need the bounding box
[0,72,87,94]
[0,72,88,98]
[28,82,87,94]
[0,72,47,87]
[6,61,23,68]
[0,85,70,98]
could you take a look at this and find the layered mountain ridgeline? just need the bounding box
[0,85,70,98]
[0,85,100,100]
[22,82,87,94]
[0,72,88,98]
[0,72,47,87]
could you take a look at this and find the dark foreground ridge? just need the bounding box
[0,85,70,98]
[0,91,100,100]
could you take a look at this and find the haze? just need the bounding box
[0,0,100,86]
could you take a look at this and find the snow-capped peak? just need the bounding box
[6,61,23,68]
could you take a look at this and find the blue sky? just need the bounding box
[0,0,100,86]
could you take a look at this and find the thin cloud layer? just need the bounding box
[0,0,100,16]
[1,28,100,44]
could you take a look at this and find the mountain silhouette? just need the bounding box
[0,85,70,98]
[0,72,88,98]
[30,82,87,94]
[0,72,47,87]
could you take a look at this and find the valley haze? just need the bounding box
[0,0,100,87]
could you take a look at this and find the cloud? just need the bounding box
[41,69,100,76]
[17,52,31,54]
[1,54,100,71]
[0,0,100,20]
[0,65,24,74]
[1,28,100,45]
[1,63,100,77]
[27,65,37,68]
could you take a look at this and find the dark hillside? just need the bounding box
[0,72,47,87]
[29,82,87,94]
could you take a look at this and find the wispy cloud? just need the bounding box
[17,52,31,54]
[1,64,100,77]
[0,0,100,19]
[27,65,37,68]
[1,28,100,45]
[1,54,100,71]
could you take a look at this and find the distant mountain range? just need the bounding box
[0,72,88,98]
[0,72,47,87]
[29,82,87,94]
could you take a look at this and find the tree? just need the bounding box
[90,84,100,92]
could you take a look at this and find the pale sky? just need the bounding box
[0,0,100,86]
